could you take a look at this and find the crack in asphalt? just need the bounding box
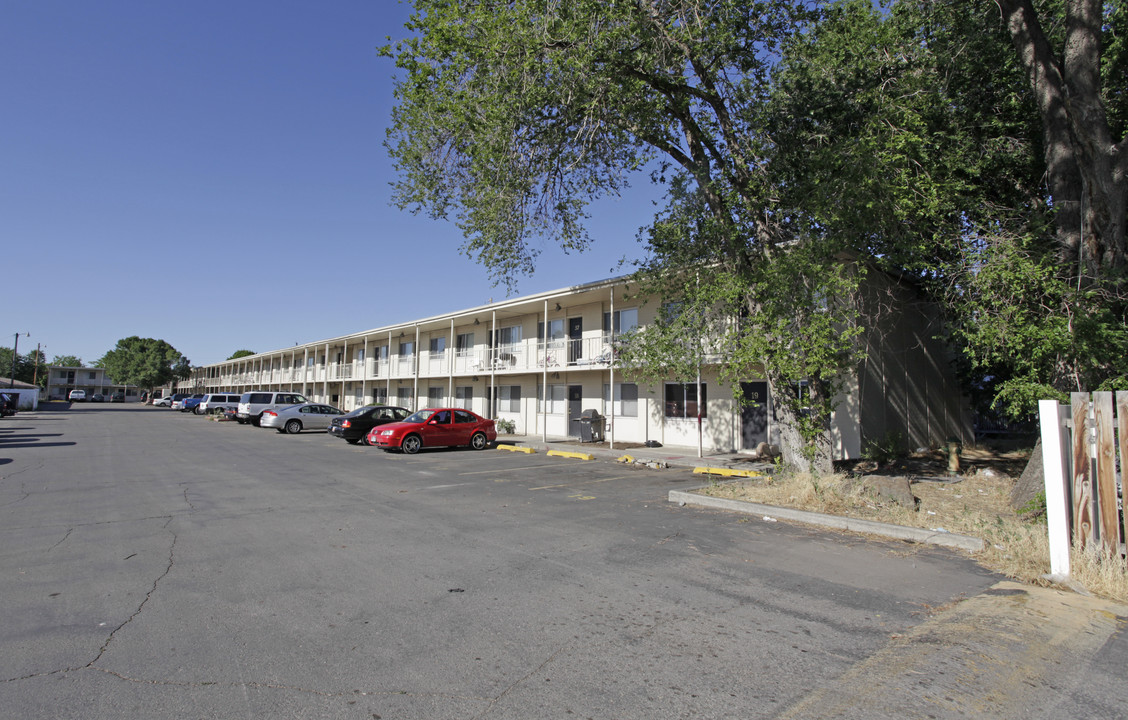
[84,516,178,668]
[0,482,32,508]
[0,460,47,482]
[47,528,72,552]
[4,515,178,685]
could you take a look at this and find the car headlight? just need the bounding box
[381,429,394,436]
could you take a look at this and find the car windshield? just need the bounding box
[404,409,436,424]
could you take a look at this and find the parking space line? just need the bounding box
[458,463,566,476]
[529,474,637,491]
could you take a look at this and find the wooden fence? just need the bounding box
[1038,392,1128,578]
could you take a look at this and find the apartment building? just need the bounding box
[188,273,972,458]
[46,366,139,401]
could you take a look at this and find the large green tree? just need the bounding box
[384,0,1127,469]
[97,337,190,391]
[385,0,859,471]
[226,349,255,360]
[0,348,37,387]
[766,0,1128,418]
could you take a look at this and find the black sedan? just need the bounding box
[328,405,411,445]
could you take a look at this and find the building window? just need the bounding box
[537,384,566,414]
[374,387,388,405]
[427,386,444,406]
[603,383,638,417]
[537,318,565,341]
[398,341,415,357]
[88,371,96,380]
[397,387,414,410]
[665,383,706,418]
[456,333,474,356]
[307,356,315,367]
[455,386,473,409]
[602,308,639,336]
[497,385,521,413]
[494,325,522,350]
[356,348,365,362]
[429,337,446,354]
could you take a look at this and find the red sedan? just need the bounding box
[368,407,497,454]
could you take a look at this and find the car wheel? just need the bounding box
[252,415,262,427]
[470,432,488,450]
[285,419,302,434]
[194,406,203,415]
[401,434,422,454]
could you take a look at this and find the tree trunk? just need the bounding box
[997,0,1128,275]
[767,374,834,475]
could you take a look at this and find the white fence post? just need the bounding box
[1039,399,1072,579]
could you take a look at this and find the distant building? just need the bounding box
[0,377,40,410]
[45,366,139,402]
[186,271,972,458]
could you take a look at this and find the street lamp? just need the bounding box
[10,332,29,388]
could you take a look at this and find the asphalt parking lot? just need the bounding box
[0,404,1018,718]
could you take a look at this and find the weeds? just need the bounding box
[700,469,1128,604]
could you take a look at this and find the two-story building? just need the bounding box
[187,272,972,459]
[46,366,139,401]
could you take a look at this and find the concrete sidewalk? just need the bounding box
[495,433,774,472]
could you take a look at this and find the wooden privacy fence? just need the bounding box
[1038,392,1128,579]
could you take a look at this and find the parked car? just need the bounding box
[180,394,207,413]
[167,393,190,409]
[328,405,411,444]
[110,392,125,403]
[68,390,87,402]
[197,393,241,415]
[237,391,309,426]
[90,393,105,403]
[152,395,173,407]
[260,403,344,434]
[368,408,497,454]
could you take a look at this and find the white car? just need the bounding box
[260,403,344,434]
[68,390,86,402]
[152,396,172,407]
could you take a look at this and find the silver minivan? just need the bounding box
[237,391,308,426]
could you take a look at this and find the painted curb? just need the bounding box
[497,444,536,454]
[693,467,767,479]
[669,488,985,552]
[547,449,596,461]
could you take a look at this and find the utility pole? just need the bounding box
[32,343,43,389]
[9,332,29,388]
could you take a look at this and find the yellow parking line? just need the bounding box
[496,444,536,454]
[692,467,767,479]
[546,450,595,461]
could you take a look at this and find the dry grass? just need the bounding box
[699,467,1128,605]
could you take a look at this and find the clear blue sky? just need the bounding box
[3,1,657,367]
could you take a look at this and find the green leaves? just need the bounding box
[97,337,189,390]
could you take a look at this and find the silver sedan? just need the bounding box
[259,403,345,434]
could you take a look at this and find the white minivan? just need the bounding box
[197,393,242,415]
[237,391,308,426]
